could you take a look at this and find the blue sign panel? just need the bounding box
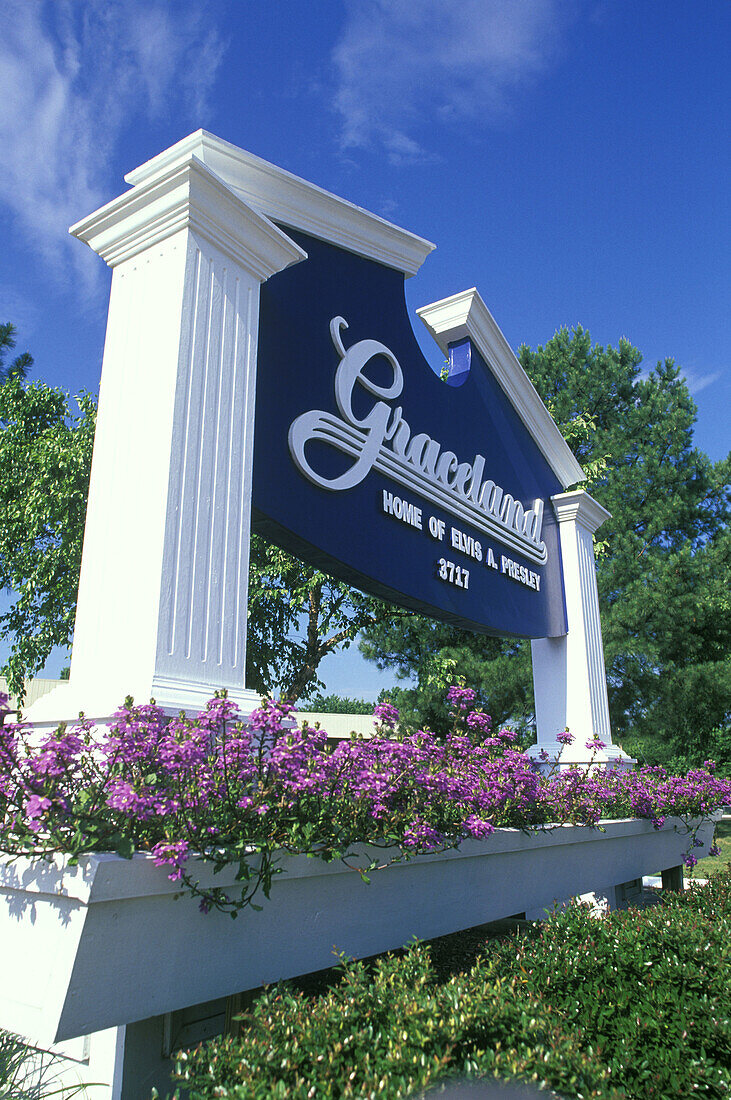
[253,230,567,639]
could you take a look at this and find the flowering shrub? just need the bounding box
[0,689,728,916]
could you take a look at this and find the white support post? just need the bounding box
[528,490,632,769]
[27,155,305,725]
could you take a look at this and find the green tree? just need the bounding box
[302,692,373,714]
[0,323,32,383]
[360,620,535,739]
[0,377,96,698]
[246,534,390,703]
[361,327,730,759]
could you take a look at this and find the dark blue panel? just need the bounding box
[252,230,567,639]
[446,336,471,387]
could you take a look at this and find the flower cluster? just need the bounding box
[0,688,728,915]
[372,702,399,730]
[446,685,477,710]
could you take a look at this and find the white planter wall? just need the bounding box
[0,816,714,1049]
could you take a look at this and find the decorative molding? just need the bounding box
[575,529,612,738]
[149,675,261,715]
[153,248,258,691]
[551,489,611,534]
[28,156,309,729]
[123,130,435,277]
[70,154,307,278]
[526,741,634,770]
[417,289,586,490]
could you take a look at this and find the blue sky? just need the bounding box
[1,0,729,700]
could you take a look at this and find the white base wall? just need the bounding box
[1,817,715,1049]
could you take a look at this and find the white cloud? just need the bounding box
[332,0,574,163]
[0,0,225,293]
[683,370,722,395]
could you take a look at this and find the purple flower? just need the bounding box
[152,839,191,881]
[25,794,52,819]
[463,815,495,839]
[106,780,159,819]
[403,819,444,850]
[466,712,492,735]
[447,685,476,710]
[373,702,399,729]
[556,730,573,746]
[24,794,52,834]
[2,680,729,920]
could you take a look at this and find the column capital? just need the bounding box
[70,154,306,279]
[551,489,611,535]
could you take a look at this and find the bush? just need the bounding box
[301,693,373,715]
[169,872,731,1100]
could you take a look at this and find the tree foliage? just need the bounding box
[246,534,390,702]
[0,323,32,384]
[302,692,373,714]
[362,327,730,760]
[0,377,96,697]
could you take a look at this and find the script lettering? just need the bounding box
[287,317,549,566]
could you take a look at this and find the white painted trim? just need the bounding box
[70,154,306,277]
[122,130,435,277]
[417,288,586,489]
[28,157,307,728]
[149,675,260,716]
[526,740,631,771]
[552,488,611,534]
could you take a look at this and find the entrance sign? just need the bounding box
[253,231,569,639]
[24,129,624,770]
[12,129,631,1100]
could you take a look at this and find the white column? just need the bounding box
[529,490,632,769]
[27,155,305,724]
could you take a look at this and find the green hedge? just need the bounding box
[168,873,731,1100]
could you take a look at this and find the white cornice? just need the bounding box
[551,490,611,533]
[123,130,435,277]
[416,288,586,490]
[70,154,307,279]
